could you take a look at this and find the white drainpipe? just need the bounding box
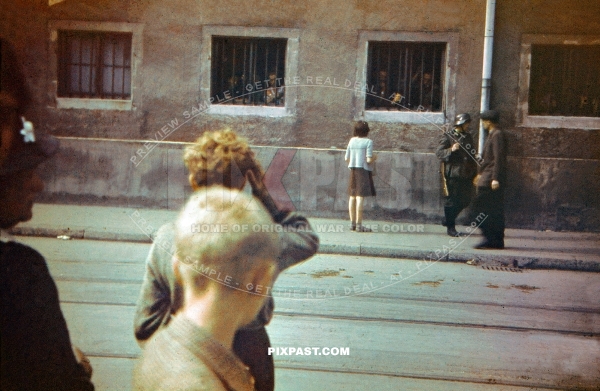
[479,0,497,153]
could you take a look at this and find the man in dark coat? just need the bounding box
[436,113,478,236]
[0,38,94,390]
[471,109,507,249]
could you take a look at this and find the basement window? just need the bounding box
[211,36,287,107]
[49,21,143,111]
[354,31,458,124]
[57,31,132,100]
[366,41,445,113]
[518,34,600,129]
[528,45,600,117]
[200,26,300,117]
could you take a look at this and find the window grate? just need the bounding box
[366,41,445,112]
[211,36,287,106]
[57,31,132,100]
[529,45,600,117]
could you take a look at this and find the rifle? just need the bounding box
[441,162,449,197]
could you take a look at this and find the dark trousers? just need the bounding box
[233,326,274,391]
[472,186,505,245]
[443,178,473,227]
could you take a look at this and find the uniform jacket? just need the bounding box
[436,128,478,180]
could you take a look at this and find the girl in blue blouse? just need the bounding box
[345,121,376,232]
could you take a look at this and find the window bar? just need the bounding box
[386,43,392,101]
[583,49,590,102]
[247,41,252,104]
[119,36,124,99]
[407,47,413,107]
[275,41,280,76]
[88,35,97,98]
[404,46,412,108]
[549,46,556,107]
[242,42,248,104]
[431,46,436,110]
[366,43,372,106]
[419,46,425,107]
[397,47,403,104]
[275,42,280,105]
[585,49,592,111]
[87,35,93,97]
[120,36,125,99]
[560,47,567,115]
[567,47,573,114]
[573,48,581,114]
[99,36,104,99]
[264,43,269,104]
[211,39,217,102]
[125,37,130,99]
[440,47,447,112]
[96,37,103,98]
[252,41,258,105]
[376,43,381,86]
[221,39,227,102]
[58,33,65,96]
[77,36,83,97]
[247,40,253,104]
[92,35,98,98]
[213,38,219,101]
[111,36,117,99]
[562,47,569,115]
[231,41,236,102]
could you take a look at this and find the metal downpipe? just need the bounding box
[479,0,497,153]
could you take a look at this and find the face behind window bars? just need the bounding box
[366,41,445,112]
[528,44,600,117]
[211,36,287,106]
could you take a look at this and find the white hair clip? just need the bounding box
[20,116,35,143]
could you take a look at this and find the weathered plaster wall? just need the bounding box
[38,138,600,231]
[2,0,599,230]
[2,0,486,151]
[38,138,443,221]
[493,0,600,160]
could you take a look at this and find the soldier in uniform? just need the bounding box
[436,113,478,237]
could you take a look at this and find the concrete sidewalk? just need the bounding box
[11,204,600,272]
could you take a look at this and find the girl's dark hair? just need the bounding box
[354,121,370,137]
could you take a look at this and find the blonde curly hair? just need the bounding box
[184,129,261,189]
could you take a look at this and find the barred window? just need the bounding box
[528,45,600,117]
[366,42,445,112]
[57,31,132,99]
[211,36,286,106]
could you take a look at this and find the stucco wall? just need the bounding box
[38,138,443,219]
[2,0,598,155]
[38,138,600,231]
[2,0,599,230]
[2,0,487,151]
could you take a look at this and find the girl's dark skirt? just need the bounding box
[348,168,376,197]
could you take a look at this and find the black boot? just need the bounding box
[442,206,455,228]
[446,226,462,237]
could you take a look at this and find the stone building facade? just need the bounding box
[1,0,599,230]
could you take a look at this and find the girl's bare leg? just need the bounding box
[356,196,364,227]
[349,196,357,229]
